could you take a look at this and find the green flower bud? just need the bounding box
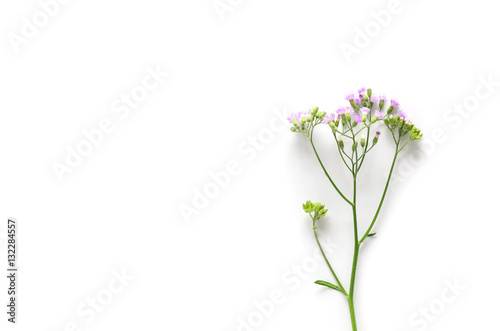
[387,105,394,114]
[318,208,328,218]
[292,118,299,128]
[389,115,397,126]
[307,115,313,122]
[352,138,358,151]
[367,88,372,97]
[379,99,385,109]
[328,121,336,131]
[410,127,423,140]
[349,99,356,109]
[361,135,366,148]
[362,114,367,122]
[338,135,344,150]
[290,127,297,132]
[311,107,319,116]
[300,116,306,129]
[402,120,410,132]
[371,116,377,124]
[341,114,347,125]
[372,131,381,145]
[302,200,314,213]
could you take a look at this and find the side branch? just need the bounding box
[309,129,353,206]
[359,144,399,244]
[314,229,348,297]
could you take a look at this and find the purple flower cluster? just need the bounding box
[288,89,412,133]
[287,109,312,123]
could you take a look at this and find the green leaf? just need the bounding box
[314,280,342,292]
[367,232,377,237]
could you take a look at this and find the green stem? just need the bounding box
[397,138,411,154]
[359,141,400,244]
[313,229,347,296]
[357,125,371,172]
[309,128,353,206]
[348,298,358,331]
[333,133,353,172]
[348,174,359,331]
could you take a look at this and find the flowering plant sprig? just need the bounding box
[289,88,422,331]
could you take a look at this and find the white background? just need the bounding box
[1,0,499,330]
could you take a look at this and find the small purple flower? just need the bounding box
[358,87,366,95]
[345,93,355,101]
[374,110,383,119]
[322,113,337,124]
[360,107,370,114]
[375,131,381,138]
[370,95,379,103]
[353,96,361,104]
[336,107,349,115]
[379,94,386,101]
[399,109,407,119]
[353,114,362,123]
[390,99,399,107]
